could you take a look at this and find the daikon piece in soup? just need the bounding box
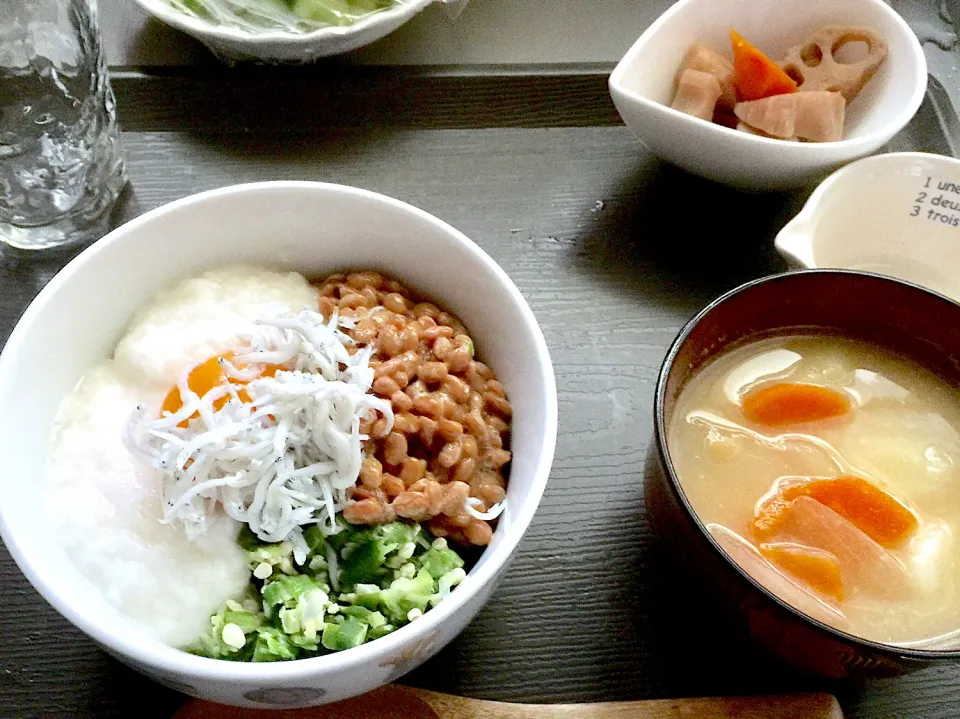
[668,334,960,646]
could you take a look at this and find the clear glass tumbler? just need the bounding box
[0,0,126,251]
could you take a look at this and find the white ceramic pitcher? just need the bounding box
[775,151,960,302]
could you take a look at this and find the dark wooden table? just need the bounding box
[1,63,958,718]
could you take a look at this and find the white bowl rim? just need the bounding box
[608,0,927,152]
[0,180,558,683]
[775,150,960,265]
[132,0,434,46]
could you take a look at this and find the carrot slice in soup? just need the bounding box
[760,543,845,602]
[783,476,918,548]
[730,29,798,101]
[753,476,918,548]
[767,496,910,597]
[741,383,851,426]
[752,494,793,539]
[710,525,849,629]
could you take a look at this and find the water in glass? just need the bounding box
[0,0,126,251]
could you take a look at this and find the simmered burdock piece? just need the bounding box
[781,26,888,103]
[677,43,737,110]
[735,91,845,142]
[671,69,723,121]
[767,496,909,597]
[710,525,850,628]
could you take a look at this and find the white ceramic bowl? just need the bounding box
[608,0,926,191]
[133,0,435,63]
[775,151,960,301]
[0,182,557,708]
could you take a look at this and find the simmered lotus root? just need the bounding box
[733,121,799,141]
[735,91,845,142]
[780,26,888,103]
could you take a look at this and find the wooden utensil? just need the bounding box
[174,686,843,718]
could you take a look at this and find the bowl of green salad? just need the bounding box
[134,0,437,62]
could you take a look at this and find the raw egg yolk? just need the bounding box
[160,352,283,427]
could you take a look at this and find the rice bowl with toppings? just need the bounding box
[46,263,513,662]
[0,181,556,706]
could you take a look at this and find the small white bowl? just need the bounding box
[0,182,557,707]
[776,151,960,301]
[608,0,927,191]
[133,0,434,63]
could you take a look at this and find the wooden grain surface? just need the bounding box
[110,67,622,131]
[0,86,959,719]
[405,688,845,719]
[175,687,844,718]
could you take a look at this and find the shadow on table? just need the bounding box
[114,63,448,162]
[403,488,671,704]
[0,536,185,719]
[567,159,803,315]
[170,125,398,170]
[400,158,822,706]
[75,654,186,719]
[402,448,843,706]
[127,17,213,68]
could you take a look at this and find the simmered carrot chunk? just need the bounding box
[730,29,798,101]
[783,476,918,548]
[741,382,851,426]
[760,542,845,601]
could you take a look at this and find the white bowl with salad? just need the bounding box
[134,0,437,62]
[0,182,557,708]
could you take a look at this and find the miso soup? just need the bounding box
[669,334,960,646]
